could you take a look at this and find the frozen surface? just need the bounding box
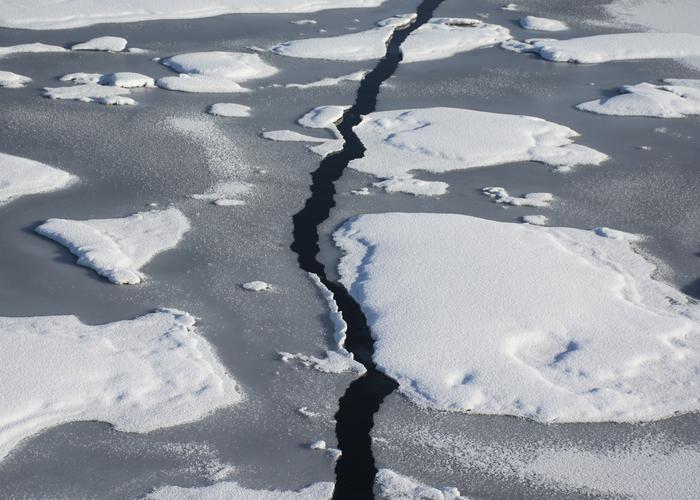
[71,36,127,52]
[374,469,464,500]
[207,103,252,117]
[241,281,272,292]
[577,80,700,118]
[60,72,103,84]
[401,18,511,63]
[0,309,240,461]
[264,105,347,158]
[373,176,449,196]
[0,152,76,206]
[146,480,334,499]
[283,71,367,89]
[0,0,391,29]
[156,75,248,93]
[0,43,66,58]
[99,72,155,88]
[0,70,30,88]
[43,84,136,105]
[519,16,568,32]
[36,208,190,285]
[162,52,278,82]
[191,180,252,205]
[482,187,554,207]
[335,213,700,423]
[521,215,549,226]
[350,107,608,178]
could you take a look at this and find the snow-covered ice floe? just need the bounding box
[282,70,367,89]
[35,207,190,285]
[521,214,548,226]
[0,152,76,206]
[0,42,66,58]
[60,72,103,85]
[271,14,416,61]
[577,79,700,118]
[71,36,127,52]
[99,72,155,88]
[43,84,137,105]
[482,187,554,207]
[0,308,240,461]
[519,15,568,32]
[156,74,249,93]
[0,70,31,88]
[374,469,464,500]
[335,213,700,423]
[373,176,448,196]
[145,480,334,500]
[0,0,390,29]
[350,107,607,177]
[241,280,272,292]
[263,105,347,158]
[207,102,252,117]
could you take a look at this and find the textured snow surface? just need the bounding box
[374,469,465,500]
[0,152,76,206]
[60,72,103,84]
[519,15,568,32]
[350,107,607,178]
[521,214,548,226]
[482,187,554,207]
[71,36,127,52]
[146,480,334,500]
[401,18,511,63]
[43,84,136,105]
[0,309,240,461]
[335,213,700,422]
[156,75,248,93]
[208,102,252,117]
[0,43,66,58]
[162,51,277,82]
[0,0,389,29]
[0,70,31,88]
[283,70,367,89]
[241,281,272,292]
[99,72,155,88]
[374,176,449,196]
[577,79,700,118]
[36,207,190,284]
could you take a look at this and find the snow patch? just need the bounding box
[519,16,569,32]
[0,152,76,206]
[521,215,548,226]
[263,105,348,158]
[207,102,252,117]
[71,36,127,52]
[374,176,448,196]
[43,84,136,105]
[60,72,103,84]
[241,281,272,292]
[191,180,252,206]
[145,480,334,500]
[99,72,155,88]
[0,43,66,58]
[482,187,554,207]
[156,74,249,93]
[282,70,367,89]
[0,70,31,88]
[162,51,277,82]
[374,469,464,500]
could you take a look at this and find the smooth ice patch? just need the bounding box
[145,480,334,499]
[350,107,607,178]
[207,103,252,117]
[577,80,700,118]
[373,176,449,196]
[519,16,569,32]
[335,213,700,423]
[36,207,190,285]
[43,84,136,105]
[0,152,76,206]
[0,70,31,88]
[374,469,464,500]
[71,36,127,52]
[482,187,554,207]
[0,42,66,58]
[0,308,240,461]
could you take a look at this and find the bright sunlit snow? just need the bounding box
[207,102,252,117]
[0,70,31,88]
[99,72,155,88]
[0,152,76,206]
[373,176,449,196]
[519,16,569,32]
[162,51,278,82]
[156,75,249,93]
[43,84,136,105]
[71,36,127,52]
[146,480,334,500]
[375,469,464,500]
[482,187,554,207]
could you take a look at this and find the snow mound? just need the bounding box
[263,105,348,158]
[0,42,66,58]
[241,280,272,292]
[374,176,449,196]
[71,36,127,52]
[208,102,252,117]
[99,72,155,88]
[519,16,569,32]
[521,215,548,226]
[156,74,249,93]
[401,18,512,63]
[482,187,554,207]
[577,79,700,118]
[0,152,76,206]
[191,180,252,205]
[290,19,316,25]
[350,107,608,177]
[375,469,464,500]
[146,480,334,500]
[36,207,190,284]
[335,213,700,423]
[43,84,136,105]
[162,51,277,82]
[283,70,367,89]
[0,308,240,462]
[0,70,31,88]
[60,72,103,84]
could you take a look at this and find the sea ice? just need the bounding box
[373,176,449,196]
[0,152,76,206]
[519,15,569,32]
[0,42,66,58]
[290,19,317,25]
[99,72,155,88]
[35,207,190,285]
[576,79,700,118]
[521,214,548,226]
[156,74,249,93]
[59,72,103,84]
[309,440,326,450]
[191,180,252,206]
[162,51,278,82]
[207,102,252,117]
[263,105,348,158]
[43,84,136,105]
[482,187,554,207]
[241,281,272,291]
[71,36,127,52]
[335,213,700,422]
[0,309,240,461]
[283,70,368,89]
[374,469,464,500]
[146,480,334,500]
[349,107,607,178]
[0,70,31,88]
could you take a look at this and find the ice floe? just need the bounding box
[519,15,569,32]
[241,280,272,292]
[521,214,549,226]
[263,105,348,158]
[282,70,367,89]
[335,213,700,422]
[207,102,252,117]
[71,36,127,52]
[43,84,136,105]
[0,42,66,58]
[290,19,317,25]
[162,51,277,82]
[191,180,252,206]
[59,72,103,84]
[576,79,700,118]
[373,176,449,196]
[0,308,240,461]
[99,72,155,88]
[500,3,520,11]
[0,152,76,206]
[156,74,248,93]
[0,70,31,88]
[145,480,334,500]
[482,187,554,207]
[349,107,608,178]
[374,469,464,500]
[401,18,511,63]
[35,207,190,284]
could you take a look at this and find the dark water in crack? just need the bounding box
[289,0,444,498]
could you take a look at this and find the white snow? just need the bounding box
[191,180,252,206]
[71,36,127,52]
[59,72,103,84]
[162,51,277,82]
[290,19,316,25]
[35,207,190,285]
[283,70,367,89]
[0,0,390,29]
[43,84,136,105]
[373,176,449,196]
[263,105,348,158]
[482,187,554,207]
[0,152,76,206]
[401,18,512,63]
[350,107,608,178]
[309,440,326,450]
[500,3,520,11]
[521,214,548,226]
[519,16,569,32]
[0,42,66,58]
[334,213,700,423]
[576,79,700,118]
[99,72,155,88]
[241,281,272,292]
[0,70,31,88]
[0,308,240,461]
[208,102,252,117]
[146,481,334,500]
[156,74,249,93]
[374,469,464,500]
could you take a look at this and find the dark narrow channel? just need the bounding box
[289,1,444,498]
